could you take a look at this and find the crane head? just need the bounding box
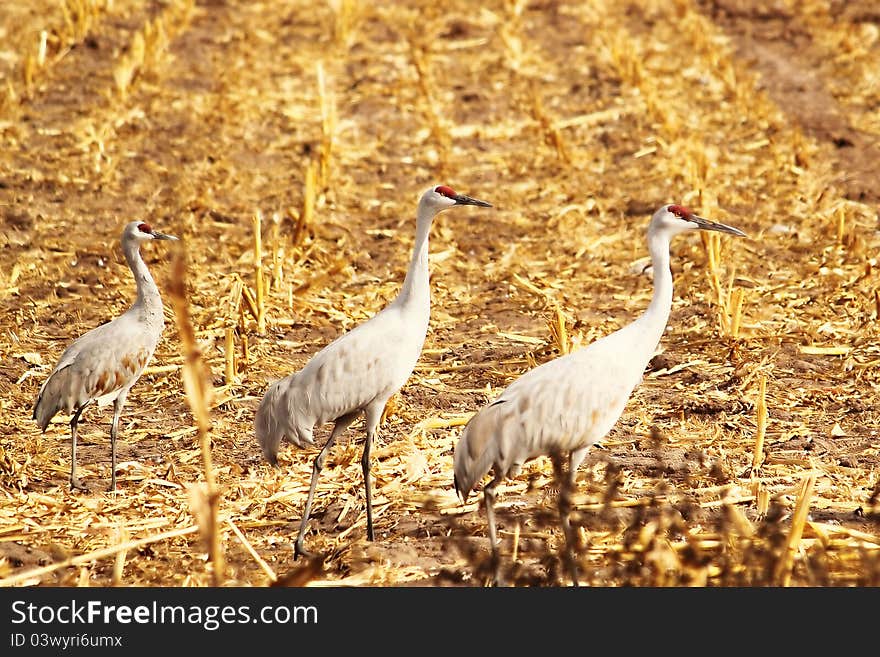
[421,185,493,212]
[123,220,180,242]
[653,204,746,238]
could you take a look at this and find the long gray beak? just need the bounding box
[151,231,179,241]
[689,215,747,237]
[453,193,492,208]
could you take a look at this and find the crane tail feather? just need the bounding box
[32,366,76,432]
[453,473,468,503]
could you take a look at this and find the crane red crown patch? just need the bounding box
[435,185,456,198]
[668,205,690,218]
[138,222,153,233]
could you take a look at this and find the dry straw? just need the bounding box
[4,0,880,588]
[253,211,266,334]
[751,375,768,473]
[0,525,200,588]
[224,326,236,386]
[547,304,570,356]
[167,248,225,586]
[296,161,318,249]
[327,0,363,49]
[529,84,572,164]
[408,37,450,171]
[316,61,335,190]
[774,473,817,586]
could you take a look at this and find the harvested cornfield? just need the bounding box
[1,0,879,587]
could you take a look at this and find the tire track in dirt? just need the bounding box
[697,0,880,203]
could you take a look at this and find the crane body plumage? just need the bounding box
[33,320,158,426]
[33,221,178,491]
[255,185,491,558]
[453,204,746,581]
[454,315,664,499]
[256,300,428,458]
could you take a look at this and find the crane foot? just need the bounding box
[293,541,314,561]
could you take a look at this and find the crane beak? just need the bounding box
[151,231,179,241]
[452,193,492,208]
[688,215,747,237]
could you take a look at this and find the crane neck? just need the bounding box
[395,201,435,313]
[123,236,163,317]
[636,228,674,344]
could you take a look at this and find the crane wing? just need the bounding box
[454,337,648,497]
[256,304,429,458]
[33,313,158,429]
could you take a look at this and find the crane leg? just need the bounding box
[362,404,383,542]
[569,446,588,486]
[484,471,504,585]
[294,412,358,560]
[552,453,579,587]
[69,402,91,491]
[109,394,127,493]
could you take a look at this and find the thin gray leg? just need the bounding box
[69,402,90,491]
[484,471,504,586]
[294,412,358,560]
[361,404,383,542]
[109,393,127,493]
[570,446,588,485]
[553,453,579,587]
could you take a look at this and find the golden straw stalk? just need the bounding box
[253,210,265,333]
[37,31,48,67]
[227,518,276,583]
[296,161,317,248]
[774,473,816,586]
[317,61,334,189]
[549,304,569,355]
[755,484,770,518]
[729,288,744,338]
[751,375,767,472]
[702,233,726,331]
[241,285,260,324]
[241,331,250,368]
[111,527,129,586]
[227,277,243,323]
[271,212,283,290]
[224,326,236,386]
[167,248,225,585]
[511,522,521,563]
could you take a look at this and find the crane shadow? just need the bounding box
[270,553,326,587]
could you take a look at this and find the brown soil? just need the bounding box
[1,0,879,587]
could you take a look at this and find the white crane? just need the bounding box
[453,204,746,581]
[33,221,178,492]
[255,184,492,558]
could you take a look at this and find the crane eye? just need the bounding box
[138,222,153,233]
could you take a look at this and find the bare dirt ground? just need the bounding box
[1,0,879,587]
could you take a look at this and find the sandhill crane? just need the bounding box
[453,204,746,583]
[33,221,178,492]
[255,184,492,558]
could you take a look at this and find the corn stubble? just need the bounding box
[436,440,879,587]
[168,248,226,586]
[5,0,880,588]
